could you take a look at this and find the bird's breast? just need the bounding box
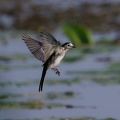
[50,53,65,68]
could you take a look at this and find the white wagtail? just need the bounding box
[22,31,75,92]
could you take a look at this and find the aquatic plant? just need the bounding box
[62,23,94,46]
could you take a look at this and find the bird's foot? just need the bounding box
[51,68,60,76]
[56,70,60,76]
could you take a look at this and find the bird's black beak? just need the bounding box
[72,46,76,48]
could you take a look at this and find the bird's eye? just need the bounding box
[68,44,70,46]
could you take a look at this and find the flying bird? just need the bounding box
[22,31,75,92]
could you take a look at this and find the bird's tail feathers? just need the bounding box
[39,52,55,92]
[39,65,47,92]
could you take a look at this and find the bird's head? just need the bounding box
[62,42,76,50]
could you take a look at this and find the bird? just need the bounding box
[22,31,75,92]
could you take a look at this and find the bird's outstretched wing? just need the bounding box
[40,31,60,62]
[22,34,44,62]
[22,31,61,62]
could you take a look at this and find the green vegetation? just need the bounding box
[0,101,43,109]
[0,117,116,120]
[46,78,80,85]
[109,62,120,71]
[0,80,38,87]
[62,23,94,46]
[0,93,24,100]
[67,70,120,85]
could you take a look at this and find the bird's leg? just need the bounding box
[51,68,60,76]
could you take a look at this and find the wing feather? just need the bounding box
[22,31,61,63]
[40,31,61,61]
[22,34,44,62]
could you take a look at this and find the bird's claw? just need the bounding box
[56,71,60,76]
[51,68,60,76]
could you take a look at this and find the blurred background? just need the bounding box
[0,0,120,120]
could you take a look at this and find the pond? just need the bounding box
[0,31,120,120]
